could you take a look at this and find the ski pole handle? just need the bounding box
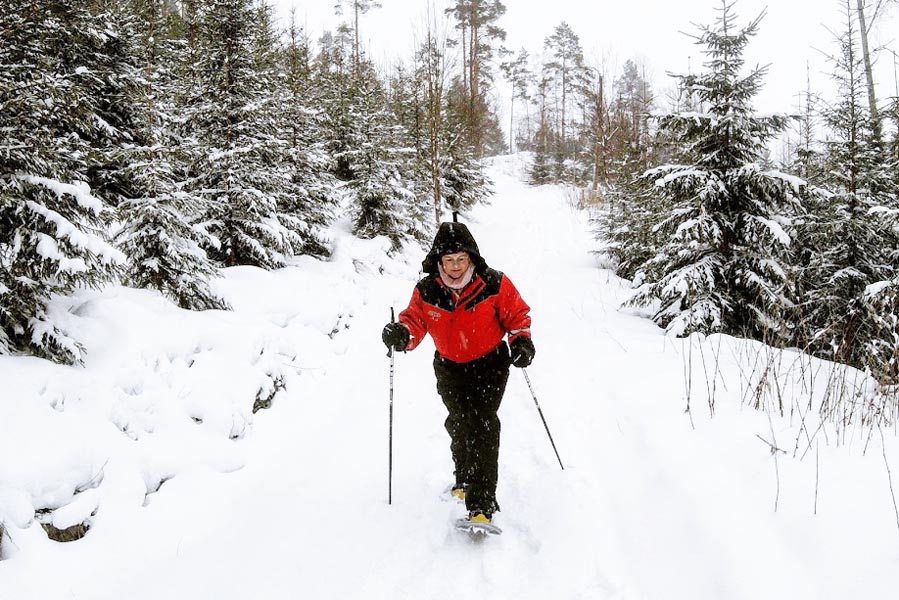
[386,307,396,358]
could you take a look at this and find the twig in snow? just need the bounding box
[683,337,695,430]
[814,442,820,516]
[698,338,715,417]
[755,434,787,456]
[879,427,899,534]
[764,412,783,512]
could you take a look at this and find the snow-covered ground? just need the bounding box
[2,154,898,599]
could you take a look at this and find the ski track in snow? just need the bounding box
[2,154,899,599]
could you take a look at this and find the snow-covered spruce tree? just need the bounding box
[880,96,899,381]
[316,26,357,182]
[397,30,493,234]
[0,0,126,362]
[115,0,227,311]
[404,28,454,230]
[626,2,803,341]
[862,275,899,383]
[441,147,492,217]
[530,72,559,185]
[180,0,296,269]
[610,60,658,184]
[891,94,899,185]
[384,60,436,241]
[279,16,338,258]
[343,60,419,251]
[593,174,664,279]
[72,1,145,213]
[591,60,662,272]
[440,67,494,218]
[793,0,899,380]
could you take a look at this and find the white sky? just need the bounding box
[273,0,898,114]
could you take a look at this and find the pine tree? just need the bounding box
[345,60,419,250]
[500,48,533,153]
[441,144,493,216]
[593,174,662,279]
[60,0,146,214]
[410,24,451,227]
[626,2,802,341]
[116,0,227,311]
[391,24,492,233]
[793,0,898,379]
[280,15,338,258]
[611,60,656,180]
[578,67,612,192]
[543,22,590,169]
[334,0,382,74]
[784,67,826,186]
[445,0,508,157]
[181,0,298,269]
[0,0,126,362]
[530,72,559,184]
[317,26,357,181]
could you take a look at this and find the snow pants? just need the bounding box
[433,342,511,516]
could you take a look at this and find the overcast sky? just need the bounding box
[272,0,898,114]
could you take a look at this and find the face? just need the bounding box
[440,252,471,279]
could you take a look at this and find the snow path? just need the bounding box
[3,155,899,599]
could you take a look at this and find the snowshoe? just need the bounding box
[454,511,502,536]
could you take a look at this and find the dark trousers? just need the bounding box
[433,342,511,515]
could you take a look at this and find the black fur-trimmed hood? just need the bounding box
[421,221,487,274]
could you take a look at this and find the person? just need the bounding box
[381,221,535,526]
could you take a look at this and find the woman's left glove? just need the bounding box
[510,336,535,368]
[382,322,410,352]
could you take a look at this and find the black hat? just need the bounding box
[421,221,487,274]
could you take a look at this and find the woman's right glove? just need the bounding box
[382,322,410,352]
[510,336,535,368]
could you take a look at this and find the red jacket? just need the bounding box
[399,267,531,363]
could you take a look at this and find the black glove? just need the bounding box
[382,322,410,352]
[510,336,535,368]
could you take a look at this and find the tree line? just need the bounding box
[467,0,897,385]
[2,0,897,384]
[581,1,898,384]
[0,0,502,364]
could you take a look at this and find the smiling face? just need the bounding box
[440,252,471,279]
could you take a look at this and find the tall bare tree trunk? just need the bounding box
[354,1,360,72]
[592,74,602,192]
[855,0,882,139]
[461,24,468,98]
[509,77,515,152]
[893,51,899,164]
[560,56,567,154]
[470,24,481,155]
[422,23,446,226]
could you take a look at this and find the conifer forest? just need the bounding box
[1,0,897,387]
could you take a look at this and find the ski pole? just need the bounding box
[522,368,565,470]
[388,307,396,505]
